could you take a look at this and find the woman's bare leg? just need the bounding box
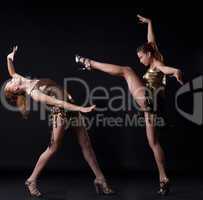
[26,116,65,194]
[73,113,114,194]
[90,60,127,76]
[89,60,146,110]
[73,113,105,180]
[144,112,168,182]
[79,59,168,178]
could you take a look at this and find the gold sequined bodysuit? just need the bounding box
[31,79,80,147]
[143,67,166,114]
[143,68,166,90]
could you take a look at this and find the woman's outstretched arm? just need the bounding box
[30,89,96,113]
[7,46,18,77]
[137,14,156,44]
[156,65,184,85]
[137,14,163,61]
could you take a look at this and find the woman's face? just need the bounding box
[5,80,23,94]
[137,51,152,66]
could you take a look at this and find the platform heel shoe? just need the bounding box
[75,54,91,71]
[157,178,170,196]
[25,180,42,197]
[94,178,115,195]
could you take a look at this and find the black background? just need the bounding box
[0,2,202,176]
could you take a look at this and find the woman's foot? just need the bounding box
[75,55,91,71]
[157,177,170,196]
[94,178,115,195]
[25,179,42,197]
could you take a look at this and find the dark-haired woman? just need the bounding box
[75,15,183,195]
[3,46,114,197]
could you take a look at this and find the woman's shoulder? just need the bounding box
[13,73,21,78]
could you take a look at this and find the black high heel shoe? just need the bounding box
[94,178,115,195]
[75,55,91,71]
[157,178,170,196]
[25,180,43,197]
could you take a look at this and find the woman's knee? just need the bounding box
[148,141,155,149]
[80,135,92,150]
[138,100,147,111]
[48,141,60,154]
[148,138,159,150]
[123,66,133,77]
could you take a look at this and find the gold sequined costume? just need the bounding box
[143,67,166,115]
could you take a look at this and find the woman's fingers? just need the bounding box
[81,105,96,113]
[178,79,184,85]
[137,14,144,20]
[137,14,143,19]
[13,46,18,53]
[86,105,96,112]
[177,71,183,85]
[178,76,184,85]
[7,46,18,60]
[175,72,184,85]
[137,14,150,23]
[90,105,96,111]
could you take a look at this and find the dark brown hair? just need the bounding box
[137,42,163,62]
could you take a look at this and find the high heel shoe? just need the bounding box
[25,180,42,197]
[94,178,115,195]
[75,55,91,71]
[157,178,170,196]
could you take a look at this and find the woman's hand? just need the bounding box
[7,46,18,61]
[173,69,184,85]
[137,14,151,24]
[80,105,96,113]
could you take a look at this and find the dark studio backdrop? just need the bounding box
[0,3,202,176]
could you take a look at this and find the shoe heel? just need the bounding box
[25,182,32,198]
[94,179,115,195]
[75,54,91,71]
[24,180,42,197]
[157,180,170,196]
[94,182,102,194]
